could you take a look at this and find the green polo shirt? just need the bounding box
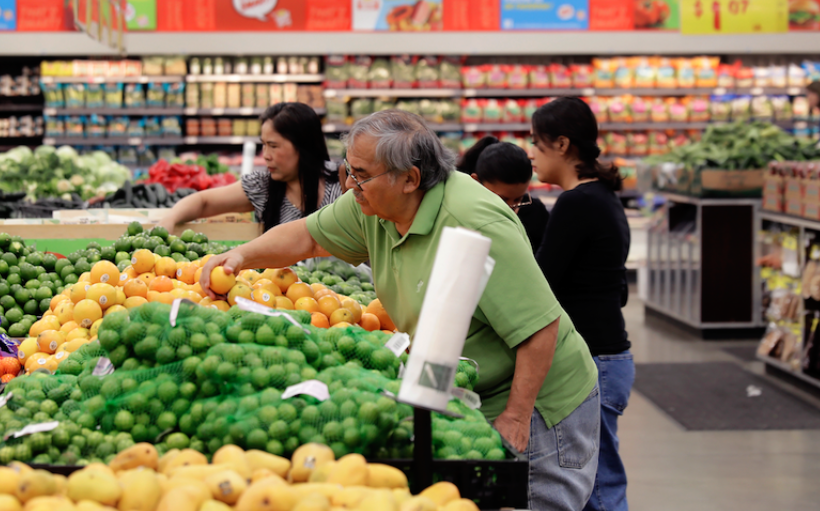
[306,171,597,427]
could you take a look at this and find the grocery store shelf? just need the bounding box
[182,136,259,144]
[0,103,44,112]
[325,87,807,99]
[759,210,820,230]
[322,122,462,133]
[662,192,761,206]
[5,32,820,56]
[42,137,184,146]
[462,123,528,132]
[40,76,184,84]
[603,122,713,131]
[325,89,463,98]
[758,354,820,390]
[45,108,185,116]
[185,74,323,83]
[183,107,326,116]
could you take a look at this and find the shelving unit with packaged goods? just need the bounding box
[757,210,820,391]
[645,193,764,337]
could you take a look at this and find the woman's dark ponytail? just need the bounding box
[532,97,623,192]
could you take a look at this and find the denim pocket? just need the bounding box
[554,386,600,469]
[596,352,635,413]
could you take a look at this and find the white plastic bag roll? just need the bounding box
[399,226,493,411]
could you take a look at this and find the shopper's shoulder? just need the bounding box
[241,168,269,190]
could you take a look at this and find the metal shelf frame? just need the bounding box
[645,193,764,331]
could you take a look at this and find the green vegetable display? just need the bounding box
[646,121,820,171]
[0,146,132,202]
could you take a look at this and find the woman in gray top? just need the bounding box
[159,102,341,233]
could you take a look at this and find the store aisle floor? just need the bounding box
[619,296,820,511]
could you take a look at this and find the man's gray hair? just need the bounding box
[343,110,455,191]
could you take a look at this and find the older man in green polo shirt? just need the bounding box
[201,110,600,511]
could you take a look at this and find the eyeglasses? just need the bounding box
[510,193,532,210]
[343,159,392,191]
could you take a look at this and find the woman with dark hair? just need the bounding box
[457,136,549,253]
[530,97,633,511]
[159,102,341,233]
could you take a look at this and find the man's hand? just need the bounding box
[199,249,246,299]
[494,409,531,453]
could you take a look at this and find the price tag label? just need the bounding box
[184,136,198,144]
[127,137,142,146]
[184,107,197,115]
[212,108,225,116]
[450,387,482,409]
[44,108,57,116]
[325,90,338,98]
[384,333,410,357]
[282,380,329,401]
[92,357,114,376]
[581,88,595,97]
[681,0,788,34]
[238,107,254,115]
[5,421,59,440]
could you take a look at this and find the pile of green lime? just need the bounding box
[107,223,229,271]
[0,234,63,337]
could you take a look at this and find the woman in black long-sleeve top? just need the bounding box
[529,97,633,511]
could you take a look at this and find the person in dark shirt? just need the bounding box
[530,97,633,511]
[456,136,549,253]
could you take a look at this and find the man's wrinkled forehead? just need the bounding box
[347,134,383,173]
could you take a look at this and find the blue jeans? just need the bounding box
[526,385,600,511]
[584,351,635,511]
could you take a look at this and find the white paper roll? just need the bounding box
[398,226,493,411]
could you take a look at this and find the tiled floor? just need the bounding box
[620,297,820,510]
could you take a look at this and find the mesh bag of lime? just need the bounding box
[96,300,234,370]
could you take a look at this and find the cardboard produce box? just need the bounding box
[699,169,764,197]
[763,172,784,212]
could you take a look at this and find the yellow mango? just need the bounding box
[16,470,57,503]
[366,464,408,489]
[306,463,336,484]
[66,468,122,507]
[326,454,368,487]
[198,500,232,511]
[234,482,298,511]
[357,489,397,511]
[0,495,21,511]
[211,446,252,481]
[162,450,208,474]
[419,482,460,507]
[118,468,161,511]
[110,444,159,472]
[244,450,291,478]
[441,499,480,511]
[203,471,247,505]
[0,468,21,495]
[329,486,373,508]
[397,496,437,511]
[292,493,330,511]
[157,450,181,475]
[289,444,335,483]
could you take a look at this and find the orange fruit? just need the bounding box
[190,282,205,296]
[210,300,230,312]
[286,282,314,303]
[66,328,89,342]
[158,293,175,305]
[37,330,65,354]
[25,353,51,373]
[74,299,103,329]
[105,304,127,316]
[329,307,354,326]
[115,288,126,305]
[252,289,277,308]
[147,290,162,303]
[78,272,91,283]
[1,357,21,376]
[170,288,188,299]
[199,254,213,268]
[89,318,104,338]
[64,337,90,353]
[310,312,330,328]
[54,301,75,325]
[252,278,273,289]
[149,276,174,293]
[153,257,176,278]
[86,283,117,310]
[137,272,156,286]
[90,261,120,285]
[124,296,148,309]
[227,283,253,306]
[69,282,87,304]
[331,321,352,329]
[210,267,237,295]
[29,319,52,338]
[185,291,203,303]
[194,267,204,286]
[50,294,69,311]
[59,321,79,334]
[295,297,320,313]
[341,299,363,324]
[254,282,283,298]
[117,266,137,287]
[272,268,299,293]
[176,263,198,285]
[124,278,148,298]
[310,283,327,294]
[274,296,294,310]
[131,249,155,274]
[365,299,396,331]
[239,270,262,285]
[17,338,38,365]
[314,288,336,300]
[0,374,14,383]
[317,295,341,318]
